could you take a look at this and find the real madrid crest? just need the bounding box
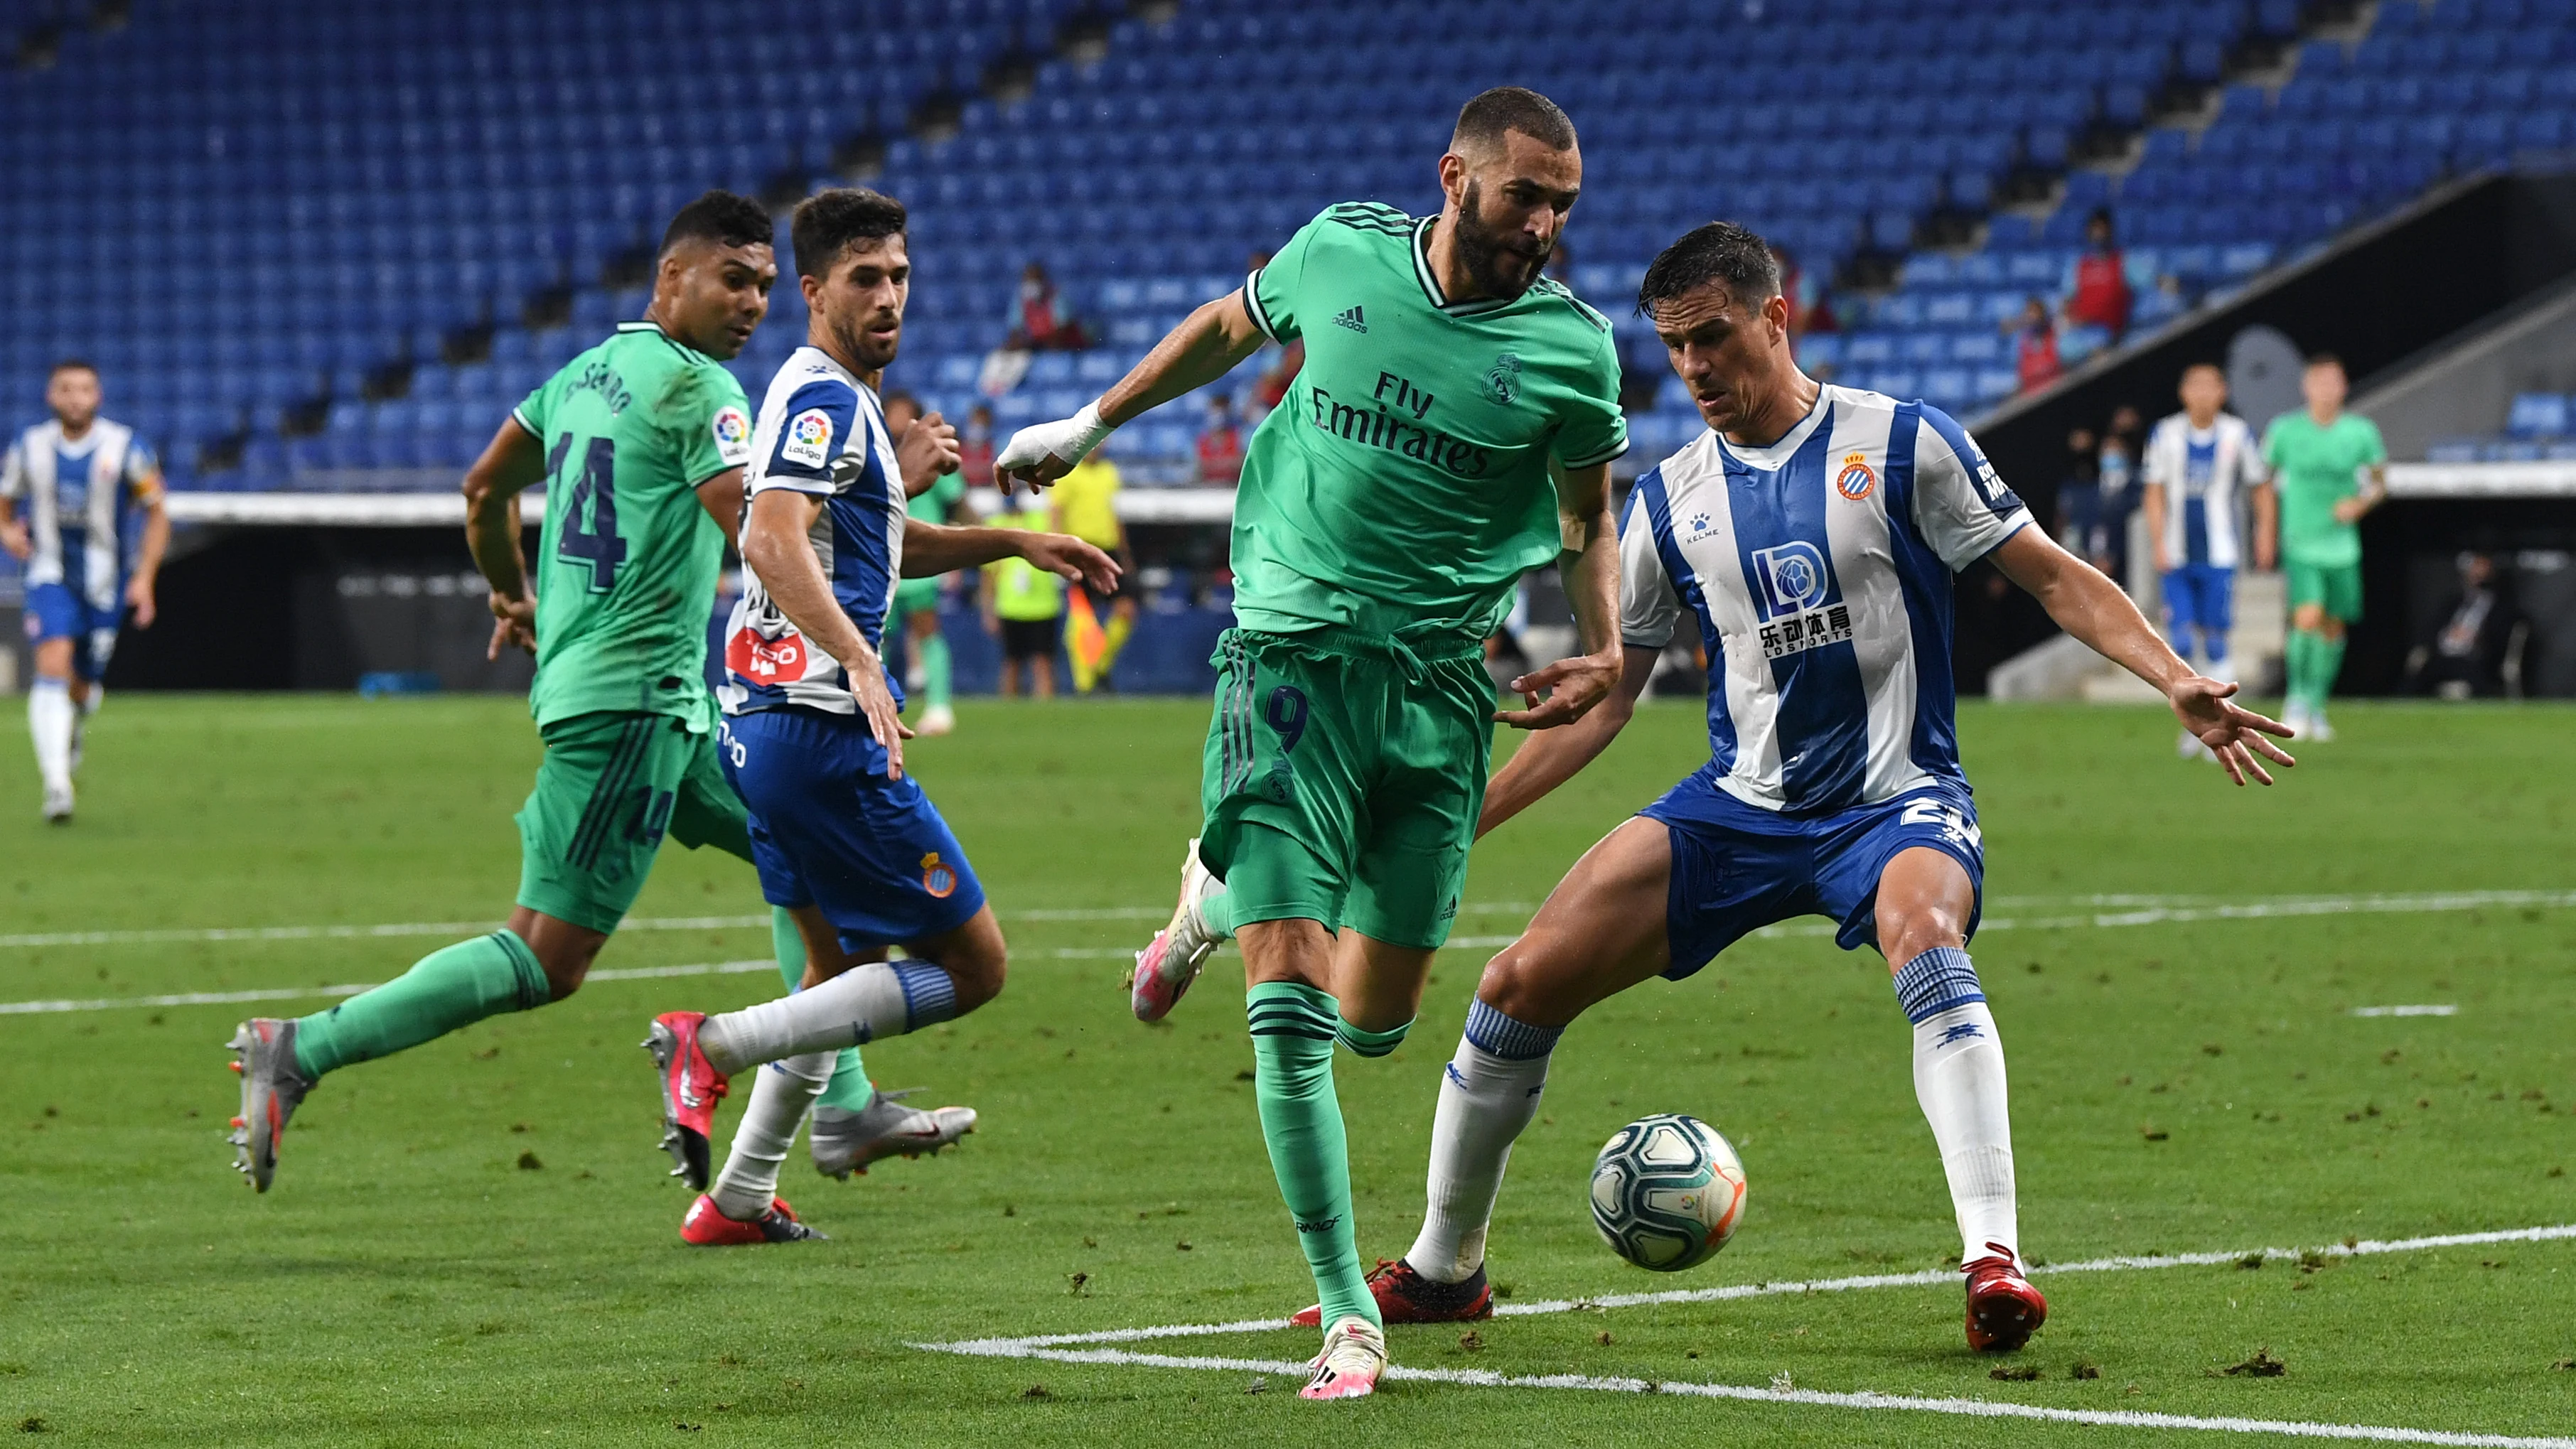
[1482,352,1523,406]
[1834,451,1877,502]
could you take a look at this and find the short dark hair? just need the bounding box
[1451,86,1576,155]
[791,187,908,279]
[658,190,775,259]
[1636,221,1781,318]
[48,358,97,379]
[882,389,920,413]
[2304,351,2345,372]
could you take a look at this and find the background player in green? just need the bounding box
[2260,352,2385,741]
[885,389,971,735]
[997,87,1625,1401]
[225,193,830,1210]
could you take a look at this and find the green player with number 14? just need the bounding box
[224,194,938,1212]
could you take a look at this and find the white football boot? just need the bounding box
[810,1088,977,1180]
[1300,1315,1388,1401]
[1129,837,1221,1023]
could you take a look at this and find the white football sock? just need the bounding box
[698,959,959,1075]
[1405,1001,1557,1283]
[1894,948,2018,1263]
[28,679,74,795]
[708,1051,834,1222]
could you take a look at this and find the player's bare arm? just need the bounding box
[123,472,168,627]
[900,517,1120,595]
[2140,478,2169,572]
[741,487,912,777]
[2251,476,2280,571]
[2339,459,2388,523]
[1987,527,2295,786]
[1496,458,1621,730]
[692,467,748,551]
[993,291,1265,492]
[1478,644,1658,838]
[461,415,550,659]
[1,497,27,561]
[898,407,962,491]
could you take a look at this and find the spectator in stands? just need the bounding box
[958,402,997,490]
[1051,445,1134,693]
[1196,393,1245,487]
[2009,298,2062,394]
[982,492,1062,699]
[2055,424,2101,556]
[2093,414,2141,580]
[1006,261,1088,351]
[1771,242,1834,340]
[2061,208,2133,341]
[2405,553,2516,699]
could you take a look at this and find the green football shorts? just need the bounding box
[515,709,753,933]
[892,576,943,617]
[2285,556,2363,623]
[1197,627,1496,951]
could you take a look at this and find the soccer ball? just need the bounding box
[1589,1113,1746,1272]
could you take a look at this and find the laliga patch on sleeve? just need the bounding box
[780,407,835,470]
[711,406,752,466]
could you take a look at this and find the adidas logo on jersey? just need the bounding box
[1333,306,1367,332]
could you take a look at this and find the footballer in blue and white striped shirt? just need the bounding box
[1343,222,2295,1353]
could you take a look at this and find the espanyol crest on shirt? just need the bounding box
[1834,451,1878,501]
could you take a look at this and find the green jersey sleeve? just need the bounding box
[512,371,557,440]
[670,367,756,488]
[2355,416,2387,466]
[1244,211,1332,345]
[2259,414,2285,469]
[1551,323,1629,470]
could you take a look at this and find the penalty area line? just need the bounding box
[916,1224,2576,1447]
[924,1223,2576,1356]
[908,1341,2576,1448]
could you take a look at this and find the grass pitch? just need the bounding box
[2,693,2572,1446]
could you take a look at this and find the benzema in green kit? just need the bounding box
[226,193,876,1198]
[996,87,1629,1399]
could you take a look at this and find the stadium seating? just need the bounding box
[2427,390,2576,460]
[4,0,2571,493]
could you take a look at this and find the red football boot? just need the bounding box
[680,1193,826,1246]
[1963,1242,2049,1352]
[1291,1258,1493,1327]
[644,1011,729,1191]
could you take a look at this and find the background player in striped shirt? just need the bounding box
[643,189,1115,1242]
[2142,364,2275,759]
[995,87,1627,1400]
[1344,222,2294,1355]
[1,360,167,823]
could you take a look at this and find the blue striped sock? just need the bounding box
[892,961,958,1030]
[1891,946,1985,1024]
[1463,998,1562,1061]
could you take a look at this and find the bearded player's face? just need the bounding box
[1448,130,1580,301]
[808,235,911,374]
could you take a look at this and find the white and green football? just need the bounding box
[1589,1112,1747,1272]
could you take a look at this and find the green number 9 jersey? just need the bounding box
[510,320,756,731]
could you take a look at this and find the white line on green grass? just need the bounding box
[2351,1005,2459,1017]
[915,1223,2576,1446]
[7,888,2565,954]
[0,959,780,1016]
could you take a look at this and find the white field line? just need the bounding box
[924,1223,2576,1356]
[0,959,778,1016]
[8,888,2567,1013]
[9,888,2563,955]
[918,1342,2576,1448]
[916,1223,2576,1448]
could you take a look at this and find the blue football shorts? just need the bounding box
[1638,768,1986,978]
[23,581,120,682]
[719,705,986,953]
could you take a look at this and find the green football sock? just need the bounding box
[771,907,874,1113]
[921,629,953,711]
[2284,628,2316,712]
[2314,632,2346,709]
[292,931,548,1080]
[1247,981,1379,1331]
[1198,883,1236,939]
